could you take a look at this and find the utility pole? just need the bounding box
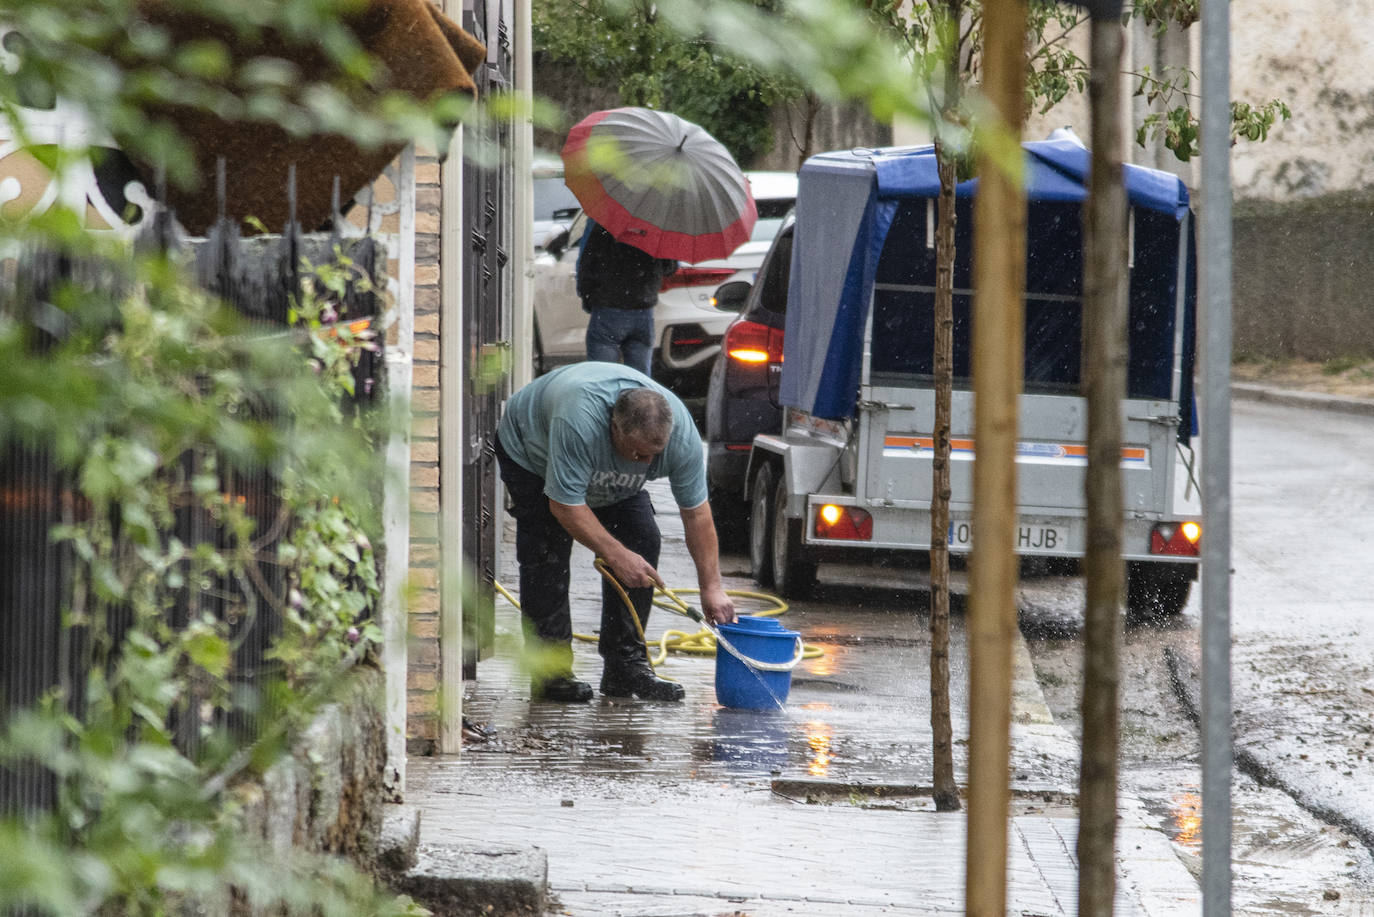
[964,0,1027,911]
[1200,0,1234,910]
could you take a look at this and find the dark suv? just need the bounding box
[703,216,794,541]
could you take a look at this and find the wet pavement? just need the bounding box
[405,478,1200,915]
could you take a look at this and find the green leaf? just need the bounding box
[185,629,232,679]
[172,40,231,80]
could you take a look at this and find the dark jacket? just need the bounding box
[576,220,677,311]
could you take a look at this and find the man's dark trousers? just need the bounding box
[495,436,661,673]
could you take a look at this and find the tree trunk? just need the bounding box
[965,0,1027,912]
[1078,11,1128,917]
[928,0,964,816]
[929,142,959,813]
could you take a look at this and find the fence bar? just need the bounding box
[0,444,66,820]
[1199,0,1234,912]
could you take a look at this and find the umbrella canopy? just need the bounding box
[561,107,756,264]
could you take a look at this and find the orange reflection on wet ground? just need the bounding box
[800,638,847,678]
[1170,790,1202,850]
[804,721,834,777]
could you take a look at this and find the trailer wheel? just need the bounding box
[748,463,777,588]
[771,474,817,598]
[1126,561,1195,623]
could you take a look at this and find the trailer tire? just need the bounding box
[1126,560,1195,623]
[749,463,777,588]
[771,475,817,598]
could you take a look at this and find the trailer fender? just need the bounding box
[745,435,843,520]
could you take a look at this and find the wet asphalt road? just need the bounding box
[1020,396,1374,914]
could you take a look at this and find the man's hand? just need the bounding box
[699,582,736,625]
[603,545,664,591]
[679,502,737,625]
[549,500,663,590]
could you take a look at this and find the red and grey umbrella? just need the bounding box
[560,107,757,264]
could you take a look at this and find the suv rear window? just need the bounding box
[757,227,793,315]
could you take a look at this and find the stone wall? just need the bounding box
[531,59,891,169]
[234,667,390,872]
[754,96,893,172]
[1233,193,1374,361]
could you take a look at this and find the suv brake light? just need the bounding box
[661,267,736,292]
[724,320,783,365]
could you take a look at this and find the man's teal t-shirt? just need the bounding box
[498,362,707,510]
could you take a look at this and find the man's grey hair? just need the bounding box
[612,388,673,444]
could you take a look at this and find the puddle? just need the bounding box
[1134,765,1374,914]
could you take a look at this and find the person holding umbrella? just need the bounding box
[560,107,757,375]
[495,361,737,703]
[576,218,677,375]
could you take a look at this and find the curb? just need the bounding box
[1116,794,1204,915]
[1019,685,1202,915]
[1165,646,1374,859]
[1231,381,1374,416]
[393,842,548,917]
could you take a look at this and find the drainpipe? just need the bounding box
[437,0,475,758]
[382,146,417,796]
[438,67,467,755]
[511,0,535,391]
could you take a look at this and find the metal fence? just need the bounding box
[0,207,384,822]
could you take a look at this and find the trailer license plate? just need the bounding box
[948,521,1067,551]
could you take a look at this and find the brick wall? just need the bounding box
[407,151,444,745]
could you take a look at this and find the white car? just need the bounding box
[531,170,798,406]
[531,152,581,252]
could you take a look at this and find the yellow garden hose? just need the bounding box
[492,559,825,671]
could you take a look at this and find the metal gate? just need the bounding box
[0,225,382,821]
[459,0,512,675]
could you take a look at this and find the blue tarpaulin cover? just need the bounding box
[781,137,1195,433]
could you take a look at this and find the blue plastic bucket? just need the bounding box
[715,615,801,710]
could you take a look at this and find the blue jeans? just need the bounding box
[585,307,655,376]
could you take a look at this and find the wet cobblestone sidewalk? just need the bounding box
[406,479,1199,915]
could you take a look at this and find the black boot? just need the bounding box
[528,639,593,702]
[600,660,685,701]
[531,674,594,703]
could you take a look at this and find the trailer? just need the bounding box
[746,136,1200,617]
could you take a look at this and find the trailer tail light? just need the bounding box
[1150,520,1201,556]
[815,504,872,541]
[661,267,736,292]
[724,320,783,366]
